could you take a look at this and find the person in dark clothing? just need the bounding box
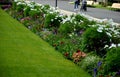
[80,0,87,11]
[74,0,80,11]
[78,0,80,5]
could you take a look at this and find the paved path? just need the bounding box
[30,0,120,23]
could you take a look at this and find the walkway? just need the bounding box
[30,0,120,24]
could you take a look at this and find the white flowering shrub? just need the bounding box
[81,27,111,56]
[44,12,63,29]
[59,14,97,36]
[91,24,120,49]
[16,1,26,12]
[59,14,78,36]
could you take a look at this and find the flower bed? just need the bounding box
[3,0,120,77]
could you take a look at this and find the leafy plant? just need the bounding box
[44,12,62,29]
[104,47,120,74]
[74,14,89,22]
[29,9,40,19]
[16,1,26,12]
[58,21,74,35]
[41,5,50,14]
[81,27,111,56]
[79,53,101,75]
[24,6,31,17]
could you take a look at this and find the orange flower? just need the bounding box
[72,50,86,63]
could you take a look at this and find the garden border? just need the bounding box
[58,9,120,26]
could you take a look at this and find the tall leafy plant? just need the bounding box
[81,27,111,56]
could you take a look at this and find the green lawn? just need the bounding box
[0,9,91,77]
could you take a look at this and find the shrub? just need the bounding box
[81,27,111,56]
[41,5,50,14]
[44,12,62,29]
[16,1,26,12]
[58,21,74,35]
[74,14,89,22]
[24,6,31,17]
[79,53,101,75]
[74,14,96,29]
[28,9,40,19]
[109,27,120,45]
[12,1,17,10]
[104,47,120,74]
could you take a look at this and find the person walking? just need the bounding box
[80,0,87,11]
[74,0,80,11]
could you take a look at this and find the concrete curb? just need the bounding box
[58,9,120,27]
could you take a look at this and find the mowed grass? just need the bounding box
[0,9,91,77]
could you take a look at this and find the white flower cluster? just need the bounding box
[50,15,62,23]
[49,7,56,12]
[105,43,120,49]
[97,26,104,33]
[62,15,77,24]
[36,3,42,6]
[69,32,77,38]
[27,3,35,8]
[91,23,120,38]
[15,0,51,16]
[62,15,71,24]
[17,1,26,6]
[14,0,21,2]
[106,26,120,38]
[84,55,100,64]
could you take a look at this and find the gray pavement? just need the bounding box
[30,0,120,23]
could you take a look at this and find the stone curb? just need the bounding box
[58,9,120,27]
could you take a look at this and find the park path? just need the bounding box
[30,0,120,24]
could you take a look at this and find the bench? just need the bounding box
[111,3,120,9]
[87,1,94,5]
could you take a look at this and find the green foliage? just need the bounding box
[104,47,120,74]
[12,1,16,10]
[79,53,101,74]
[73,14,96,33]
[24,6,30,17]
[16,2,26,12]
[44,5,50,10]
[58,21,74,35]
[44,13,62,29]
[74,14,89,22]
[44,33,83,60]
[41,5,50,14]
[81,27,111,56]
[28,10,40,19]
